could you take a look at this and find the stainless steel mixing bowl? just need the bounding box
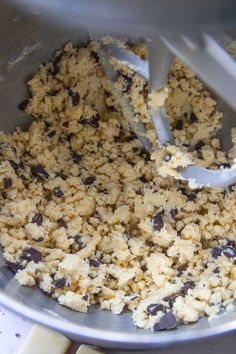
[1,2,236,349]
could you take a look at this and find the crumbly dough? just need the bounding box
[1,40,236,332]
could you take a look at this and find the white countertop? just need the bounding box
[1,305,236,354]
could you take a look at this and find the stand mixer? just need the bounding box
[8,0,236,187]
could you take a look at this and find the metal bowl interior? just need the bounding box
[1,2,236,349]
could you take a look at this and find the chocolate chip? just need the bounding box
[90,51,99,62]
[182,281,195,294]
[213,267,220,274]
[48,130,56,138]
[127,160,135,167]
[139,176,148,183]
[189,112,198,123]
[17,99,29,111]
[74,235,84,250]
[135,189,143,196]
[177,265,186,276]
[163,294,178,307]
[138,148,151,161]
[72,151,82,164]
[180,189,197,201]
[53,278,66,288]
[163,154,171,162]
[21,247,42,263]
[89,258,100,267]
[9,160,19,170]
[84,176,96,185]
[226,240,236,247]
[66,133,73,142]
[48,90,60,96]
[120,73,132,93]
[53,187,64,198]
[68,89,80,106]
[147,303,165,316]
[57,218,67,228]
[220,163,231,169]
[5,261,24,273]
[170,208,178,219]
[222,246,236,258]
[32,213,43,226]
[56,172,68,180]
[153,311,177,331]
[195,140,204,151]
[212,247,222,259]
[153,213,164,231]
[82,294,89,300]
[175,119,183,130]
[88,113,100,128]
[3,177,12,189]
[62,121,69,128]
[31,164,49,180]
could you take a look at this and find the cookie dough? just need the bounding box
[1,40,236,332]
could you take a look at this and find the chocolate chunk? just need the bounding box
[147,303,165,316]
[57,218,67,228]
[213,267,220,274]
[72,151,82,164]
[53,278,66,288]
[88,113,100,128]
[48,130,56,138]
[32,213,43,226]
[53,187,64,198]
[90,51,99,62]
[31,164,49,180]
[56,172,68,180]
[89,258,100,267]
[62,121,69,128]
[190,112,198,123]
[5,261,24,273]
[182,281,195,294]
[175,119,183,130]
[84,176,96,185]
[163,154,171,162]
[21,247,42,263]
[170,208,178,219]
[17,99,29,111]
[153,311,177,331]
[153,213,164,231]
[212,247,222,259]
[195,140,204,151]
[82,294,89,300]
[74,235,84,250]
[9,160,19,170]
[3,177,12,189]
[222,246,236,258]
[68,89,80,106]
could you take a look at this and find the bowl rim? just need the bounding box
[0,291,236,349]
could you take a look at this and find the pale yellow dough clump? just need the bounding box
[0,41,236,332]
